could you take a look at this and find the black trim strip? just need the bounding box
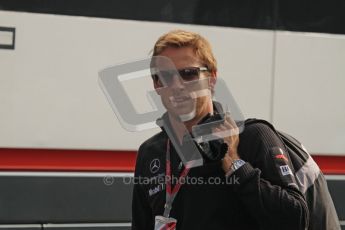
[0,175,344,222]
[0,0,344,35]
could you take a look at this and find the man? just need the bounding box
[131,30,309,230]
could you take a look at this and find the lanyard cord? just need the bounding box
[164,139,190,217]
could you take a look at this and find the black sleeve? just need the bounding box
[131,145,154,230]
[234,123,309,230]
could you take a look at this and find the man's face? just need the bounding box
[153,46,215,122]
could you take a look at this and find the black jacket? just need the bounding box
[132,121,309,230]
[132,114,309,229]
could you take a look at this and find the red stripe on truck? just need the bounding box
[0,148,136,172]
[0,148,344,174]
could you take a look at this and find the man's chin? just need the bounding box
[168,108,197,122]
[178,110,196,122]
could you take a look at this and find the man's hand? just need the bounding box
[212,112,240,173]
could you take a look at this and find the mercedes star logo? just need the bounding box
[150,158,160,174]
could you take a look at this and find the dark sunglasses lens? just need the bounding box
[155,70,175,85]
[179,68,200,81]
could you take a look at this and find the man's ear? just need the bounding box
[208,71,217,91]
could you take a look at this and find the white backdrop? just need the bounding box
[0,11,344,154]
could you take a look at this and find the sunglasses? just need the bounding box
[152,66,208,86]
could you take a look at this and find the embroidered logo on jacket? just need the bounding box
[149,184,164,196]
[275,153,289,162]
[280,165,293,176]
[150,158,161,174]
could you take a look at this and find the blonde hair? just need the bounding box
[152,30,217,73]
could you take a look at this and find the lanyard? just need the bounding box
[163,139,190,217]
